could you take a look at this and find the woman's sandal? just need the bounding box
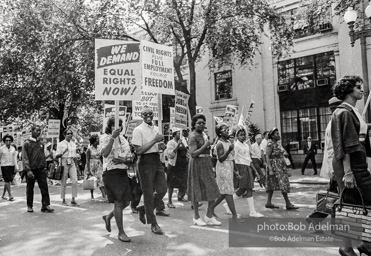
[8,197,14,201]
[167,203,175,208]
[2,196,7,200]
[286,205,299,210]
[265,203,279,209]
[102,215,111,232]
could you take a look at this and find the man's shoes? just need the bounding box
[138,206,146,224]
[62,201,68,206]
[41,206,54,213]
[301,171,305,175]
[156,210,170,217]
[151,224,164,235]
[8,197,14,201]
[27,207,34,213]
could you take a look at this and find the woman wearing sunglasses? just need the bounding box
[331,75,371,256]
[0,134,18,201]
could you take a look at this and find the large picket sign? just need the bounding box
[47,119,60,138]
[141,40,175,95]
[103,104,127,131]
[95,39,141,101]
[132,89,159,120]
[174,90,189,129]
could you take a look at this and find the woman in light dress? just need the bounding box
[85,135,105,201]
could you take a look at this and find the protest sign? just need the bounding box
[141,40,175,95]
[132,100,159,120]
[169,107,175,129]
[95,39,141,100]
[223,105,238,126]
[47,119,60,138]
[125,120,140,138]
[103,104,127,131]
[174,90,189,129]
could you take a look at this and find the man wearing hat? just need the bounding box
[131,106,169,235]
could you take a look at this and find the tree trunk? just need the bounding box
[188,59,197,118]
[58,103,66,141]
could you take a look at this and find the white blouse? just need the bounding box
[0,145,18,169]
[234,140,252,166]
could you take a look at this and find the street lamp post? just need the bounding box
[344,4,371,121]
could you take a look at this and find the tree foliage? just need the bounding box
[0,0,132,139]
[125,0,294,117]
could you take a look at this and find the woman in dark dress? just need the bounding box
[331,75,371,256]
[166,130,188,208]
[187,114,221,226]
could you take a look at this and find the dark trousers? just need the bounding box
[137,153,167,224]
[26,168,50,208]
[287,153,296,169]
[301,154,317,174]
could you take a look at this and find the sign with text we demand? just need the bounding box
[95,39,141,101]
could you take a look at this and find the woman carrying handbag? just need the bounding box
[331,75,371,256]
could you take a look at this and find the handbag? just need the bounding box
[128,171,141,201]
[13,173,21,187]
[332,186,371,242]
[53,165,64,180]
[316,189,339,215]
[83,177,97,190]
[47,163,56,179]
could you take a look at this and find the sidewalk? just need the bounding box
[289,168,329,185]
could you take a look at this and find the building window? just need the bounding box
[215,70,233,100]
[277,51,336,92]
[279,7,332,39]
[315,52,336,87]
[299,108,318,141]
[281,110,298,142]
[319,106,332,147]
[296,56,315,90]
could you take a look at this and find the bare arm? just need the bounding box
[216,142,234,163]
[342,154,355,188]
[133,134,164,155]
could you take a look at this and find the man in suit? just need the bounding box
[301,136,318,175]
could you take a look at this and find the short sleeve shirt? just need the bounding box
[131,122,159,154]
[56,140,77,158]
[100,134,130,172]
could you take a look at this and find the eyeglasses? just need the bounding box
[142,112,154,117]
[66,133,73,135]
[196,121,206,125]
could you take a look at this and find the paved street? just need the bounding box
[0,169,342,256]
